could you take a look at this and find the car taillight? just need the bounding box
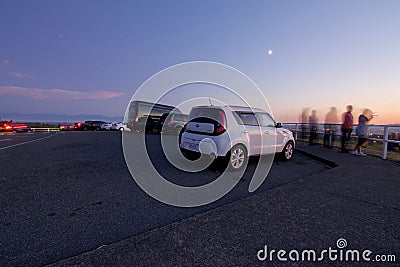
[168,119,173,125]
[216,125,226,134]
[215,110,226,135]
[219,111,226,128]
[135,116,139,122]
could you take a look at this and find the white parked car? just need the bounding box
[111,122,130,131]
[101,122,113,130]
[180,106,295,170]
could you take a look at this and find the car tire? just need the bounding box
[280,141,294,161]
[228,144,248,171]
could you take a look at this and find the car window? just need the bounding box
[189,108,225,125]
[256,113,275,127]
[234,112,258,126]
[175,114,187,121]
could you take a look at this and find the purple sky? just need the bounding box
[1,1,399,123]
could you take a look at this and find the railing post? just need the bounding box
[382,126,388,160]
[328,127,332,147]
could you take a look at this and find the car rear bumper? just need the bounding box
[180,132,232,157]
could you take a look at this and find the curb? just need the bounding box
[295,148,338,168]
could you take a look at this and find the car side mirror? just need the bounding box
[275,122,282,128]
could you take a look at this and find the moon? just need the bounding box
[268,49,273,55]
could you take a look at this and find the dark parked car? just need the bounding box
[59,124,74,131]
[134,116,161,133]
[0,121,31,132]
[160,112,188,134]
[73,121,106,131]
[73,122,85,130]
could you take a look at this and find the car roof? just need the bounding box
[192,105,266,112]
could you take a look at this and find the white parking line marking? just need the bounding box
[0,133,59,151]
[0,139,12,142]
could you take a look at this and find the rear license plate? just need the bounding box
[186,142,198,151]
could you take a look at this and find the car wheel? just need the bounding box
[281,141,294,161]
[228,144,248,171]
[119,127,124,131]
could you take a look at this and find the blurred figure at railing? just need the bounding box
[323,107,338,148]
[301,107,310,139]
[388,132,400,152]
[352,108,374,156]
[309,109,318,145]
[341,105,354,153]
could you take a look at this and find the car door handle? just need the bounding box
[264,131,271,134]
[242,130,248,133]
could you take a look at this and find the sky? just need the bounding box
[0,0,399,124]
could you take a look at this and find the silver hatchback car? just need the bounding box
[180,105,295,170]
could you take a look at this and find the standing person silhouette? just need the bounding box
[352,109,374,156]
[301,107,310,140]
[324,107,338,148]
[309,110,318,145]
[341,105,353,153]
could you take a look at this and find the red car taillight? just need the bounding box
[168,119,173,125]
[216,125,226,134]
[215,110,226,135]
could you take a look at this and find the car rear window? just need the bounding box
[188,108,225,124]
[174,114,187,121]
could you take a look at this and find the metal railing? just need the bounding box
[30,128,60,133]
[282,123,400,160]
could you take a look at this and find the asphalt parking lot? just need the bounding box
[0,131,329,266]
